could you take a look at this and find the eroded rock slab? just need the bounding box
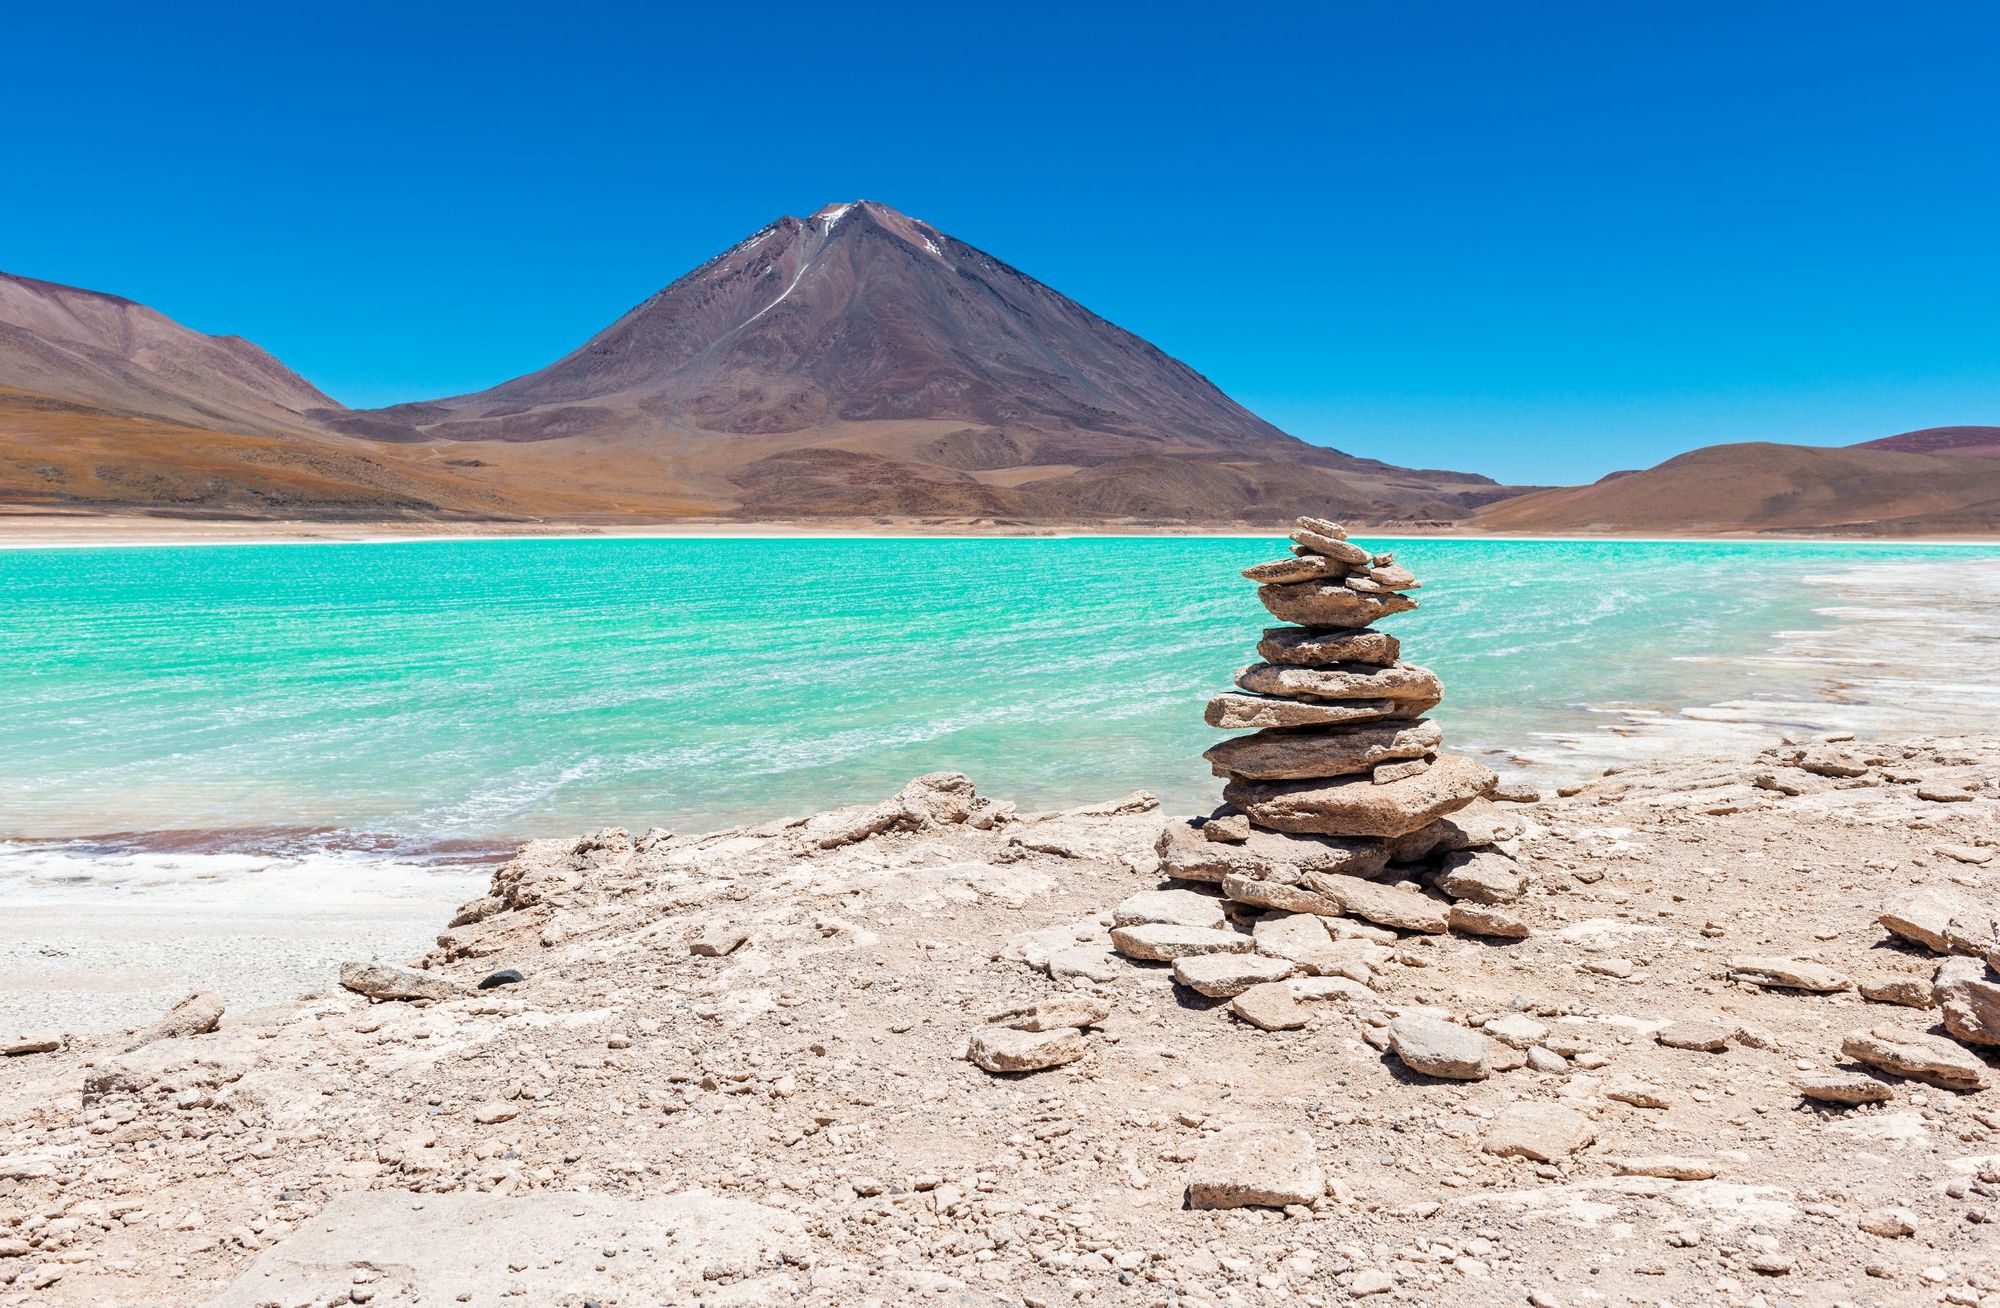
[1186,1124,1325,1209]
[210,1190,806,1306]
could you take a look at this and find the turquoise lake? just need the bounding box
[4,536,1999,875]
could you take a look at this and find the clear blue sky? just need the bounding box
[5,2,1996,484]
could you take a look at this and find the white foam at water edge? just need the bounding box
[0,841,489,908]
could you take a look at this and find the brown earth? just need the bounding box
[1856,427,2000,460]
[0,274,337,437]
[1473,441,2000,536]
[4,737,1999,1306]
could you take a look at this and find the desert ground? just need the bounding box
[4,733,1999,1307]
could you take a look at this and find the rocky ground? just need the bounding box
[3,734,2000,1307]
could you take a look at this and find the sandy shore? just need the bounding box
[3,509,1999,548]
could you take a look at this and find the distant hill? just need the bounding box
[1474,439,2000,536]
[340,200,1517,523]
[1853,425,2000,459]
[0,272,340,436]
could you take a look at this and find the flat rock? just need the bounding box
[1111,889,1228,931]
[1840,1024,1990,1092]
[1254,914,1386,979]
[1300,872,1451,933]
[1186,1124,1325,1209]
[1108,923,1253,962]
[1388,1013,1492,1080]
[1482,1102,1597,1160]
[339,961,455,1003]
[1205,692,1400,730]
[1934,956,2000,1047]
[1290,519,1371,564]
[1655,1020,1732,1052]
[1173,952,1298,998]
[1202,813,1250,842]
[1226,753,1497,839]
[1484,1014,1549,1049]
[989,998,1110,1032]
[1256,625,1401,667]
[1448,903,1531,939]
[1938,843,1995,865]
[1046,946,1124,983]
[1881,888,1976,954]
[1614,1155,1720,1180]
[1243,554,1347,584]
[210,1190,806,1307]
[1433,849,1526,904]
[1204,719,1442,781]
[1798,1071,1895,1105]
[1605,1079,1673,1109]
[1431,801,1529,853]
[1234,661,1443,706]
[692,922,749,956]
[126,991,224,1050]
[1729,956,1851,993]
[1858,975,1935,1008]
[4,1033,62,1056]
[1229,982,1311,1030]
[1258,582,1416,628]
[1156,819,1389,884]
[968,1026,1089,1074]
[1917,783,1975,802]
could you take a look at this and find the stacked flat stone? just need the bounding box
[1157,517,1515,933]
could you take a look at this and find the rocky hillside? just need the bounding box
[4,734,1998,1305]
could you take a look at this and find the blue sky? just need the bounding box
[4,2,1996,485]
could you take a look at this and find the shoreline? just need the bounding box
[3,510,2000,549]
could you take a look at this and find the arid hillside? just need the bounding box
[1475,441,2000,536]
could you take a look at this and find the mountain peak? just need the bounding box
[340,206,1510,520]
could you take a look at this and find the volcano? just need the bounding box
[345,200,1514,521]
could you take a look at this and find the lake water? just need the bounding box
[4,535,1999,898]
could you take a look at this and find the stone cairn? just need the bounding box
[1120,517,1533,1006]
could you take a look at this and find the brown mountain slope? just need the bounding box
[347,200,1514,523]
[0,272,341,436]
[1854,425,2000,459]
[1474,441,2000,535]
[0,386,529,518]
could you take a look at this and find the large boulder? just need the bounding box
[1225,754,1497,839]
